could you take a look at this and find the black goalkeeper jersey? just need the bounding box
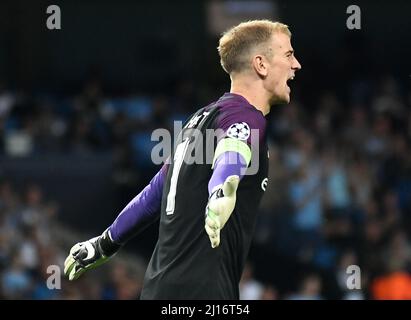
[141,93,268,300]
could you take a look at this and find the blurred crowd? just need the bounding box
[0,180,146,299]
[1,73,411,299]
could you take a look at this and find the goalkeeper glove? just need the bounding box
[64,229,121,281]
[205,175,240,248]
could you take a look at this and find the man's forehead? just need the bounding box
[270,33,293,51]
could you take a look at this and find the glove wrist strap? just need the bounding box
[209,188,224,200]
[98,229,121,257]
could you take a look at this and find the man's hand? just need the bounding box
[64,229,120,281]
[205,175,240,248]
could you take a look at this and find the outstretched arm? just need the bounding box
[64,164,168,280]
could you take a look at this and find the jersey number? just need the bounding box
[166,138,190,215]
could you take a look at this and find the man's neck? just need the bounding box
[230,77,271,116]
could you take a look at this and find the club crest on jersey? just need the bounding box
[261,178,268,192]
[226,122,250,141]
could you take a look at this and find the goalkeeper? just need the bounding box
[64,19,301,299]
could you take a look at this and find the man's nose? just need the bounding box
[293,57,302,70]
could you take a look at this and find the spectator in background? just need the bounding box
[371,230,411,299]
[1,253,32,299]
[102,261,142,300]
[287,131,324,261]
[287,274,323,300]
[240,262,264,300]
[261,284,279,300]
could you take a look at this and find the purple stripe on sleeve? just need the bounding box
[109,164,168,244]
[208,151,247,196]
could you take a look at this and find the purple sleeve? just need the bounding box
[208,151,247,195]
[215,103,266,148]
[108,164,168,244]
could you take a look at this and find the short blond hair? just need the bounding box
[218,20,291,74]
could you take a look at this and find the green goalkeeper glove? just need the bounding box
[205,175,240,248]
[64,229,121,281]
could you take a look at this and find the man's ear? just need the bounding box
[252,55,268,78]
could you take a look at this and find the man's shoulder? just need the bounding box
[215,102,266,131]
